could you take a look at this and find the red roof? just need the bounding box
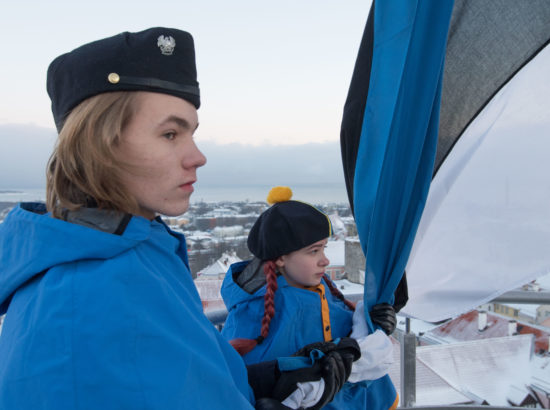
[430,310,550,354]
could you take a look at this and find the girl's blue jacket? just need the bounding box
[0,203,255,409]
[221,260,371,410]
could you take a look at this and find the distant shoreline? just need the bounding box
[0,201,17,214]
[0,185,350,205]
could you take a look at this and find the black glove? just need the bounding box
[370,303,397,335]
[332,337,361,362]
[255,398,292,410]
[248,339,360,410]
[315,350,352,409]
[291,340,337,357]
[272,338,360,410]
[290,337,359,393]
[271,360,322,404]
[292,337,360,361]
[247,359,325,406]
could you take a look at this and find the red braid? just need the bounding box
[323,274,356,311]
[260,261,278,339]
[229,261,279,356]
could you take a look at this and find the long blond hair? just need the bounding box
[46,91,140,218]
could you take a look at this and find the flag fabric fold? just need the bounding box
[343,0,550,326]
[402,1,550,322]
[341,0,454,328]
[341,2,454,408]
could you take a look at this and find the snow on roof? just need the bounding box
[507,384,536,406]
[198,253,242,277]
[427,310,550,353]
[388,339,473,406]
[416,335,533,406]
[211,226,244,237]
[194,278,224,301]
[325,240,344,266]
[332,279,363,295]
[212,225,244,232]
[396,315,440,335]
[185,231,213,241]
[345,236,361,243]
[531,355,550,393]
[535,271,550,290]
[506,303,538,318]
[212,235,248,242]
[203,208,237,217]
[329,213,346,232]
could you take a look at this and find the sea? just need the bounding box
[0,184,350,206]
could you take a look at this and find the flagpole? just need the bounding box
[401,317,416,407]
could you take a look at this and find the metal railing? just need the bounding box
[206,292,364,327]
[400,407,535,410]
[492,290,550,304]
[206,290,550,327]
[399,290,550,407]
[206,290,550,408]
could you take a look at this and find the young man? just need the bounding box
[0,28,353,410]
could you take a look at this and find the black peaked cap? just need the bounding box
[248,201,332,261]
[47,27,200,131]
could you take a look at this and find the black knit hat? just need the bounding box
[47,27,200,132]
[248,187,332,261]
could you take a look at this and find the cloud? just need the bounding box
[197,141,344,186]
[0,125,345,189]
[0,124,56,189]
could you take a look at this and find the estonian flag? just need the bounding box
[342,0,550,329]
[404,1,550,323]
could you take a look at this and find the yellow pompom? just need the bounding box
[267,186,293,204]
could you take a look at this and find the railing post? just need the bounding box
[401,318,416,407]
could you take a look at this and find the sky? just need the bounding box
[1,0,371,142]
[0,0,372,190]
[0,123,349,200]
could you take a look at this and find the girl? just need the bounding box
[0,29,347,410]
[222,187,397,410]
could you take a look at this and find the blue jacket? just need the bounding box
[221,260,370,410]
[0,203,254,410]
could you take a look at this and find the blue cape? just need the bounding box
[0,203,254,409]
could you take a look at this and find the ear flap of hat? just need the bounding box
[233,257,268,294]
